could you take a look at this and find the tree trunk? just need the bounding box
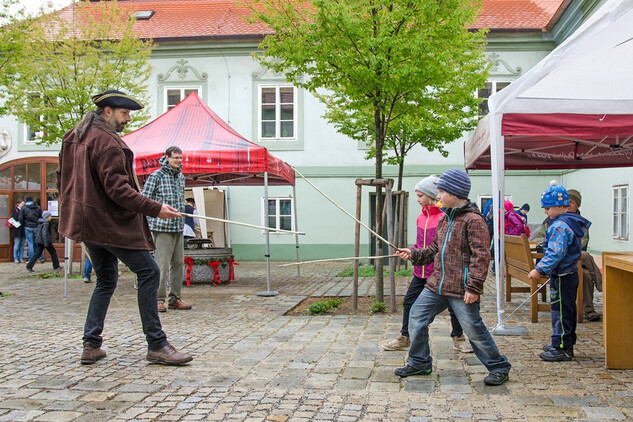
[374,109,384,303]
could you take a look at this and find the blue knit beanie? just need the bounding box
[437,169,471,199]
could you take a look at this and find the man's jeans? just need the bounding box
[408,288,511,375]
[13,235,25,262]
[83,243,168,352]
[24,227,44,262]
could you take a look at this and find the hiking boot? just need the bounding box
[540,347,573,362]
[542,344,574,357]
[452,335,474,353]
[394,364,432,377]
[168,299,192,310]
[147,344,193,366]
[381,334,410,351]
[157,303,167,313]
[81,342,106,365]
[484,372,509,386]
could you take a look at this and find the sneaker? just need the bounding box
[539,347,573,362]
[168,299,192,310]
[381,334,410,351]
[452,335,474,353]
[81,342,106,365]
[542,344,574,357]
[83,277,91,283]
[394,364,432,377]
[157,303,167,313]
[53,266,63,271]
[483,372,509,386]
[147,344,193,365]
[25,266,34,272]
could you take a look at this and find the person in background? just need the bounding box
[528,183,591,361]
[183,197,199,245]
[142,146,192,313]
[504,200,529,237]
[516,203,530,223]
[395,169,511,386]
[18,195,45,263]
[57,89,192,366]
[11,199,25,263]
[25,211,62,272]
[381,175,473,354]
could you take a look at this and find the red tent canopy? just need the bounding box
[123,92,295,186]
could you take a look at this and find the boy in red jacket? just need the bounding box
[395,169,511,386]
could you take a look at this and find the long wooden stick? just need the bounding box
[292,167,398,250]
[180,213,306,235]
[277,254,398,267]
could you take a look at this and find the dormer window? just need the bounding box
[132,10,155,20]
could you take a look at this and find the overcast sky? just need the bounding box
[12,0,73,16]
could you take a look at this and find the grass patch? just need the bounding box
[336,265,413,278]
[370,301,387,314]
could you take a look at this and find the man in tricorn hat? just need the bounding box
[57,90,193,366]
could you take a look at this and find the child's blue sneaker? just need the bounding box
[540,347,573,362]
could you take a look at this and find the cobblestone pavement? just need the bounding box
[0,260,631,421]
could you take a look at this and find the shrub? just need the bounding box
[307,297,342,315]
[370,301,387,314]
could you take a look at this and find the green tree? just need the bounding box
[250,0,489,299]
[0,0,153,145]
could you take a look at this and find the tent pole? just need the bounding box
[292,184,301,276]
[490,113,528,336]
[257,172,277,296]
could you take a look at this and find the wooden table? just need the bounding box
[602,251,633,369]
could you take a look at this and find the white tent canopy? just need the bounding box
[464,0,633,332]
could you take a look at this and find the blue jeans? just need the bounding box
[84,257,93,279]
[24,227,44,262]
[83,242,168,351]
[408,288,511,375]
[13,235,25,262]
[402,276,463,338]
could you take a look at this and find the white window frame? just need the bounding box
[260,196,295,235]
[164,86,202,111]
[612,184,629,241]
[257,84,297,141]
[23,93,44,144]
[477,81,512,116]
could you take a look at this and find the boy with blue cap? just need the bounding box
[528,183,591,362]
[395,169,511,386]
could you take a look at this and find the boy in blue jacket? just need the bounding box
[528,183,590,362]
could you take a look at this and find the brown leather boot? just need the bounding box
[81,342,106,365]
[168,299,192,310]
[147,344,193,365]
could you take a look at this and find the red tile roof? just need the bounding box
[60,0,569,40]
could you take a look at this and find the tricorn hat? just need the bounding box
[92,90,143,110]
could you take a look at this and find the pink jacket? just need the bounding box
[504,201,526,236]
[413,204,443,279]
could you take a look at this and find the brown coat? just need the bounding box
[409,202,491,298]
[57,112,162,250]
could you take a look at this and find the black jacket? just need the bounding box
[19,201,42,229]
[10,205,25,238]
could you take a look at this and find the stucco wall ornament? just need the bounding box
[488,53,522,76]
[157,59,208,81]
[0,127,12,159]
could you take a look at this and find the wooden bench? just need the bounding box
[504,234,583,323]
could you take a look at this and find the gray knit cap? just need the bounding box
[437,169,471,199]
[414,175,439,199]
[42,211,52,219]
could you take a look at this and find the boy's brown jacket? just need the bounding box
[409,202,491,298]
